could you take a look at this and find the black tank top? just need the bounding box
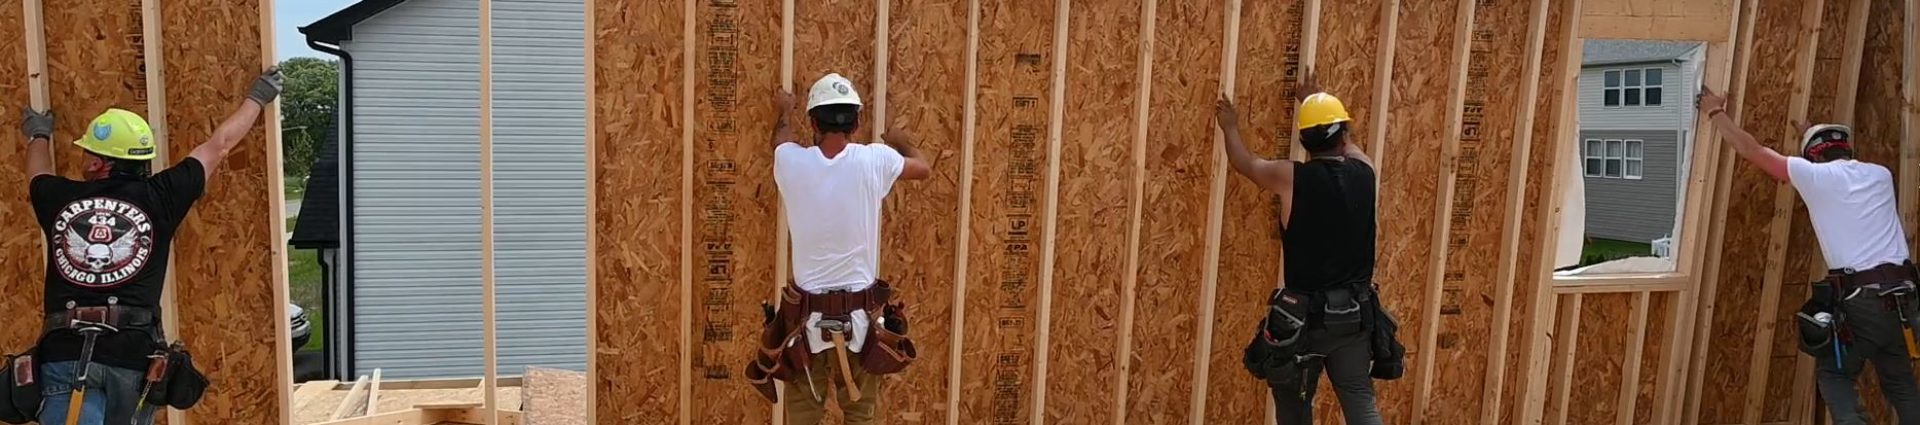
[1280,157,1377,292]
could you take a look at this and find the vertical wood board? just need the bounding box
[956,0,1054,422]
[0,0,40,353]
[160,0,289,422]
[879,0,970,422]
[1502,1,1575,422]
[1122,0,1223,422]
[591,0,687,421]
[1205,0,1302,422]
[1566,293,1632,425]
[1044,0,1142,422]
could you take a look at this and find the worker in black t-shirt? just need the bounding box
[1217,71,1399,425]
[16,66,280,425]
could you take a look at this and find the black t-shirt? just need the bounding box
[1279,158,1377,292]
[30,159,205,369]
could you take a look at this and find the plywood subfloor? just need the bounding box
[877,0,970,423]
[956,0,1054,422]
[523,368,587,425]
[1043,0,1142,423]
[591,0,686,422]
[1122,1,1223,422]
[1203,0,1301,422]
[687,0,779,422]
[1699,0,1815,422]
[159,0,286,422]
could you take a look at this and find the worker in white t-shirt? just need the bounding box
[1697,86,1920,425]
[751,73,932,425]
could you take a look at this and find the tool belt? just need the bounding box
[1797,261,1920,358]
[1243,281,1405,393]
[744,280,916,403]
[0,302,207,423]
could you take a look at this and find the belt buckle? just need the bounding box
[816,318,849,333]
[72,307,110,324]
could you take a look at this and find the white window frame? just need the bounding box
[1602,67,1664,107]
[1584,139,1604,177]
[1623,139,1645,179]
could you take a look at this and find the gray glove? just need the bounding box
[246,66,285,105]
[21,107,52,141]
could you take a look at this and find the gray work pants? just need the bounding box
[1815,289,1920,425]
[1270,331,1383,425]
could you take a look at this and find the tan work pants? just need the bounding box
[784,346,881,425]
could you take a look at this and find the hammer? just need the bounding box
[815,319,863,402]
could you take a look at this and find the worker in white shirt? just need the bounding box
[1697,86,1920,425]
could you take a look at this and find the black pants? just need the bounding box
[1270,331,1383,425]
[1816,290,1920,425]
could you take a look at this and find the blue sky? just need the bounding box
[277,0,358,60]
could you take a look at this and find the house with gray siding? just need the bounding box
[299,0,588,379]
[1575,40,1705,245]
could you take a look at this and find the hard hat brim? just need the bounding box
[73,139,156,161]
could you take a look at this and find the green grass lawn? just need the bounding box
[1576,238,1654,267]
[284,178,306,202]
[287,245,324,352]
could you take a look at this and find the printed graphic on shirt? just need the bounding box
[51,197,155,288]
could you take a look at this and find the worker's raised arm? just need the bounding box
[1696,86,1789,183]
[772,88,798,150]
[187,67,282,182]
[21,108,54,179]
[1216,95,1293,196]
[881,128,931,181]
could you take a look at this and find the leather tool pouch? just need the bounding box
[143,342,207,410]
[0,349,41,424]
[860,302,915,376]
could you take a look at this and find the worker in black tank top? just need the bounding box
[1216,71,1396,425]
[1281,158,1376,292]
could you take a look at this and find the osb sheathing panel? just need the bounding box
[591,0,685,422]
[1376,0,1466,422]
[956,0,1053,422]
[1765,282,1802,422]
[1632,293,1675,425]
[1425,0,1530,421]
[44,0,147,178]
[1123,0,1222,422]
[1044,0,1141,423]
[1566,293,1631,425]
[1700,0,1810,422]
[1501,0,1572,422]
[880,0,968,422]
[688,0,778,422]
[794,0,875,144]
[159,0,286,422]
[1315,0,1386,152]
[0,2,40,353]
[1202,0,1299,422]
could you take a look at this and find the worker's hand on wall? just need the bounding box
[774,89,795,114]
[247,66,285,106]
[1214,95,1239,131]
[1293,69,1322,101]
[20,107,52,141]
[1694,85,1727,118]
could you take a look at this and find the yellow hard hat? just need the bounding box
[74,108,156,160]
[1296,92,1352,130]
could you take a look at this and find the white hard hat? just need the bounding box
[807,73,863,111]
[1801,123,1852,157]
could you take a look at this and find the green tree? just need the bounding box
[278,57,338,178]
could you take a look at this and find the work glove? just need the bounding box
[246,66,285,105]
[21,107,52,141]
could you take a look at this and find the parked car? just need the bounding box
[290,303,312,351]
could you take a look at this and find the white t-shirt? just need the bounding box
[1787,157,1911,270]
[774,142,905,353]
